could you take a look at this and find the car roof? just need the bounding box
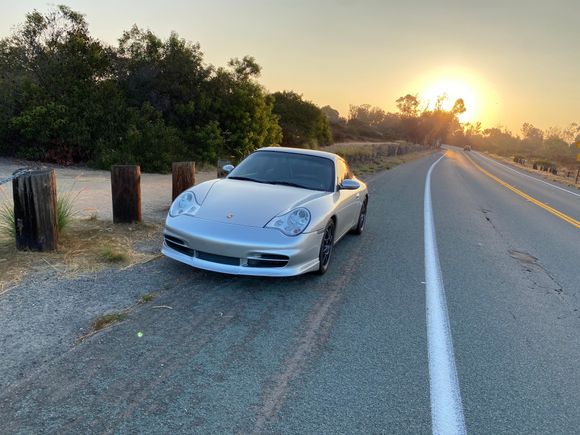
[257,146,341,163]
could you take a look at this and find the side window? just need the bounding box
[336,160,347,186]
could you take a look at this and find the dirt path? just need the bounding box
[0,159,217,222]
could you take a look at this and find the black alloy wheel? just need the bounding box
[317,219,335,275]
[352,199,367,235]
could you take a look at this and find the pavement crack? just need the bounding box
[507,248,578,321]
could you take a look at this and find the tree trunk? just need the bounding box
[12,169,58,251]
[172,162,196,201]
[111,165,141,224]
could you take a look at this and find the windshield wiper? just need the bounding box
[228,176,266,183]
[268,181,309,189]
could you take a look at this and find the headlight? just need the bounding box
[169,191,199,217]
[266,207,311,236]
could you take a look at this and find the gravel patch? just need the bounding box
[0,259,175,391]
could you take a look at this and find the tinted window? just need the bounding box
[229,151,335,192]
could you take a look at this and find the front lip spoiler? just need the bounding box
[162,242,319,277]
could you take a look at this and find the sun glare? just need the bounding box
[411,68,490,124]
[421,79,477,122]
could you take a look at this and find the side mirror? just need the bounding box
[339,179,360,190]
[223,164,234,173]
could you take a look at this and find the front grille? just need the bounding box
[196,251,240,266]
[246,253,289,268]
[164,234,185,245]
[165,238,195,256]
[165,239,289,269]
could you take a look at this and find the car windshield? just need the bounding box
[228,151,335,192]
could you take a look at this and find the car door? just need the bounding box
[334,159,361,239]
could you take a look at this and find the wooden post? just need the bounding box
[172,162,196,201]
[111,165,141,224]
[576,169,580,184]
[217,159,232,179]
[12,169,58,251]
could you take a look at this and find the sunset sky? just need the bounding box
[2,0,578,133]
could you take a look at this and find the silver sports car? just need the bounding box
[162,147,368,276]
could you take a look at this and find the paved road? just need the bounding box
[0,149,578,434]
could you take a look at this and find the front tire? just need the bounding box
[317,220,335,275]
[352,198,367,235]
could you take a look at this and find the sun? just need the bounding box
[409,68,490,124]
[420,78,478,123]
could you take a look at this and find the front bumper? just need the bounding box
[162,215,323,277]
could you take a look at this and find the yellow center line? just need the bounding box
[464,153,580,229]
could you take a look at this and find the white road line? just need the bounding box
[424,154,467,435]
[475,152,580,198]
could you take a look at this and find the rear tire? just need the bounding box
[352,198,367,235]
[317,220,335,275]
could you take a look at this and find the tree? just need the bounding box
[208,64,282,160]
[321,105,343,124]
[395,94,420,117]
[228,56,261,81]
[451,98,466,116]
[0,5,121,161]
[521,122,543,153]
[271,91,332,148]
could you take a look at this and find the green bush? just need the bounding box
[271,91,332,148]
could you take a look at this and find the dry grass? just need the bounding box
[99,245,129,263]
[91,312,128,331]
[76,291,163,343]
[76,310,129,343]
[0,219,162,295]
[326,142,437,178]
[488,153,580,190]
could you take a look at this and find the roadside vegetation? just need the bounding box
[98,246,130,263]
[447,122,579,168]
[0,6,333,172]
[0,219,161,294]
[328,142,436,177]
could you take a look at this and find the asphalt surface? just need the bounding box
[0,148,578,434]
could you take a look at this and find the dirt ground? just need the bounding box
[0,158,217,222]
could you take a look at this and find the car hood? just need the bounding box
[195,179,327,227]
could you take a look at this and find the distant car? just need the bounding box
[464,145,472,151]
[162,147,369,276]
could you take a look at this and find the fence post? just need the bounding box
[12,169,58,251]
[111,165,141,224]
[172,162,196,201]
[576,169,580,184]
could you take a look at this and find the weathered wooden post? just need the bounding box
[575,169,580,184]
[12,169,58,251]
[111,165,141,224]
[217,159,232,179]
[172,162,196,201]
